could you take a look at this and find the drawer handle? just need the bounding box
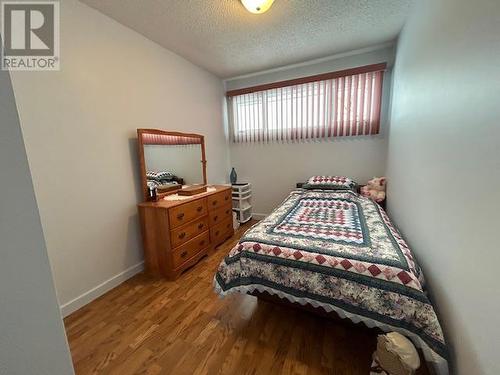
[196,206,203,212]
[212,200,217,206]
[178,232,186,239]
[198,223,204,229]
[180,251,188,258]
[225,196,229,201]
[227,223,231,229]
[213,215,218,222]
[215,230,220,236]
[177,213,184,220]
[200,240,205,246]
[225,210,230,215]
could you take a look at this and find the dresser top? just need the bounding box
[138,184,231,209]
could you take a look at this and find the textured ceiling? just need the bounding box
[79,0,413,78]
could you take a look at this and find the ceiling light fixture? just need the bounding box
[241,0,275,14]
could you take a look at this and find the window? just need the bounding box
[226,63,385,143]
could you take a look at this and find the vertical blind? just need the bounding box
[227,64,385,143]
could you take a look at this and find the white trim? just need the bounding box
[224,42,395,82]
[60,261,144,317]
[252,212,269,220]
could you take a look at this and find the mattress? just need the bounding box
[214,189,448,373]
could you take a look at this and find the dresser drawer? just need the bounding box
[208,203,232,226]
[210,217,233,246]
[170,216,209,248]
[168,198,207,229]
[207,189,231,210]
[171,231,210,269]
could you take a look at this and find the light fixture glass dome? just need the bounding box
[241,0,275,14]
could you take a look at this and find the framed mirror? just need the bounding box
[137,129,207,201]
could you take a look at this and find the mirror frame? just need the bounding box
[137,128,207,201]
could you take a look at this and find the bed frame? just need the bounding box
[250,290,354,326]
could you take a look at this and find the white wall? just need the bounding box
[225,46,394,214]
[386,1,500,374]
[0,67,74,374]
[10,0,228,315]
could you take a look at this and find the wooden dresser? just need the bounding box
[138,185,234,280]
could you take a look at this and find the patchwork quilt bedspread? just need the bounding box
[214,189,448,369]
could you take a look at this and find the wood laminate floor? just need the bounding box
[65,220,430,375]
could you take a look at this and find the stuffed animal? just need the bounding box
[360,177,386,203]
[370,332,420,375]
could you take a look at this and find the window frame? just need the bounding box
[226,63,386,143]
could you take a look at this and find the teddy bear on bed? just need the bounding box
[360,177,386,203]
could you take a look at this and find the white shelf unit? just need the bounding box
[232,183,252,223]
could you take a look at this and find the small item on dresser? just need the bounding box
[230,167,237,184]
[157,183,181,194]
[148,185,158,201]
[371,332,420,375]
[178,184,208,196]
[360,177,386,203]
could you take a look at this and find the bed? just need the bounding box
[214,184,448,374]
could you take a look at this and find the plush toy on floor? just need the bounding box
[360,177,386,203]
[370,332,420,375]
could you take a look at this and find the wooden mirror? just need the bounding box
[137,129,207,201]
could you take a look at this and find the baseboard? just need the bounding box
[252,213,269,220]
[60,261,144,317]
